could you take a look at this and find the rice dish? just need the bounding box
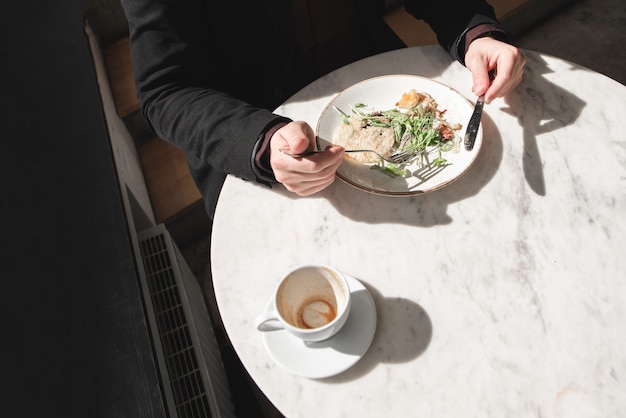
[330,89,462,168]
[332,115,395,163]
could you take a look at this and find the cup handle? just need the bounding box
[255,310,284,331]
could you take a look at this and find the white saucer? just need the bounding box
[261,274,377,379]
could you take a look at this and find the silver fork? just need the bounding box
[279,147,421,165]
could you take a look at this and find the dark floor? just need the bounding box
[180,0,626,416]
[515,0,626,85]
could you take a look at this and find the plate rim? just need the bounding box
[315,74,482,196]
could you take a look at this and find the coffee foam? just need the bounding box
[297,297,337,329]
[276,266,349,330]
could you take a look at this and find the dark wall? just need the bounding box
[1,1,166,416]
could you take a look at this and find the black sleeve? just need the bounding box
[120,0,285,182]
[403,0,511,63]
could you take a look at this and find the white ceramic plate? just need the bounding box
[261,274,376,379]
[316,75,482,196]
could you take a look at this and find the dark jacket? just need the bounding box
[121,0,508,218]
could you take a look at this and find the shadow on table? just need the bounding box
[500,52,586,196]
[310,112,504,228]
[322,279,432,383]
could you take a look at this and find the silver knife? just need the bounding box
[464,94,484,151]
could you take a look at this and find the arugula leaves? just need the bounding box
[335,102,452,173]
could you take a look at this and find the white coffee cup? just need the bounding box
[255,265,351,342]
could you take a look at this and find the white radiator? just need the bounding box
[137,224,235,418]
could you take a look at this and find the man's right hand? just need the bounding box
[269,121,345,196]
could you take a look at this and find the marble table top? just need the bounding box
[211,45,626,417]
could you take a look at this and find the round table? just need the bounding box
[211,45,626,417]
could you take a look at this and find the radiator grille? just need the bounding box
[138,225,235,418]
